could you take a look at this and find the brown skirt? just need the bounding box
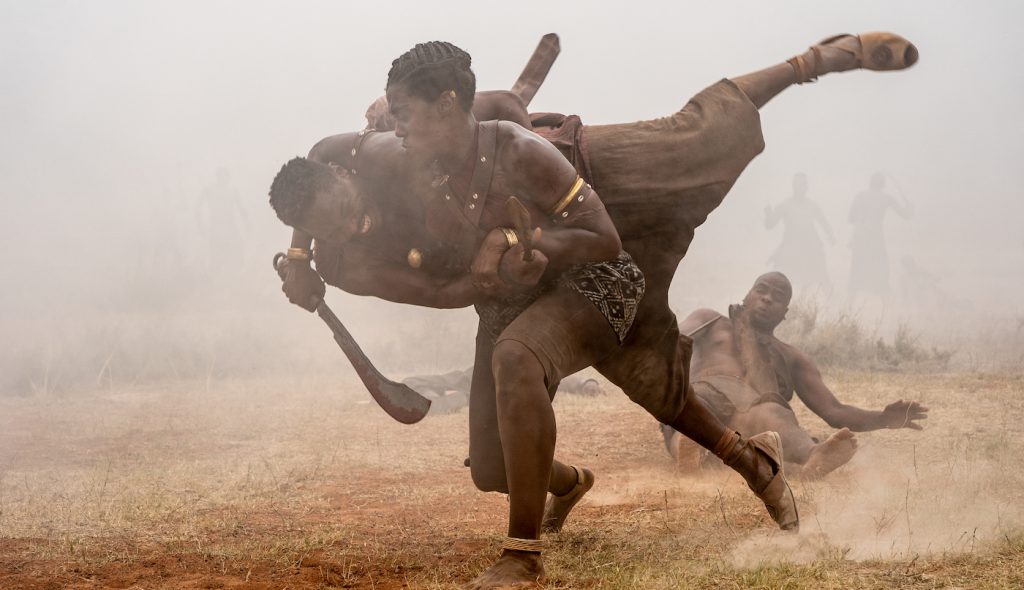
[531,79,764,422]
[536,79,763,281]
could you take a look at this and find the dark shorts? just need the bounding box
[490,289,696,424]
[483,252,645,389]
[692,374,793,426]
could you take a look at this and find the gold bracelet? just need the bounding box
[286,247,311,261]
[501,537,545,553]
[500,228,519,248]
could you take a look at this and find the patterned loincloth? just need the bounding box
[475,252,645,344]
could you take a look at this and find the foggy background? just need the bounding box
[3,1,1023,395]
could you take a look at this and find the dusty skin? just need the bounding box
[1,371,1022,589]
[801,427,858,479]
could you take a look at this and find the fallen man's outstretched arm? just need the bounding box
[790,346,929,431]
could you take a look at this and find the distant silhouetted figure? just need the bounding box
[764,173,835,293]
[848,172,913,302]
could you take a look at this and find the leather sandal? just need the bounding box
[788,32,920,84]
[721,431,800,531]
[541,465,594,533]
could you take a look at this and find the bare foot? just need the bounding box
[465,551,544,590]
[802,427,858,479]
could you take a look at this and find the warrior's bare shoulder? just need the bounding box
[473,90,530,128]
[680,308,727,339]
[494,121,579,212]
[308,131,405,170]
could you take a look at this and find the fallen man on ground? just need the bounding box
[661,272,929,478]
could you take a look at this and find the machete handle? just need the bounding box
[273,252,321,310]
[504,196,534,261]
[271,252,431,424]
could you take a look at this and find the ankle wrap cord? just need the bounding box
[503,537,545,553]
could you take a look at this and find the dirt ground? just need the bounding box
[2,370,1023,589]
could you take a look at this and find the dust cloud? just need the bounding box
[730,441,1024,566]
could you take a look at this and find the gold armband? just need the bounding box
[286,247,312,261]
[548,176,585,218]
[500,228,519,248]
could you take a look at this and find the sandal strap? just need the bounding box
[787,46,821,85]
[789,34,862,85]
[552,464,584,498]
[713,430,745,465]
[570,464,584,490]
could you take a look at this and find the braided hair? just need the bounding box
[386,41,476,111]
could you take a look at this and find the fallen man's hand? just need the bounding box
[881,399,929,430]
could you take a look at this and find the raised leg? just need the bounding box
[730,33,919,108]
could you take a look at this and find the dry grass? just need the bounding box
[2,370,1023,589]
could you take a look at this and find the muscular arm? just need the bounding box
[317,247,480,309]
[503,124,621,271]
[791,346,927,431]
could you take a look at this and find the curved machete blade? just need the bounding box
[315,302,431,424]
[273,252,430,424]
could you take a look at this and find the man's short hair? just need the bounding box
[386,41,476,111]
[268,157,336,226]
